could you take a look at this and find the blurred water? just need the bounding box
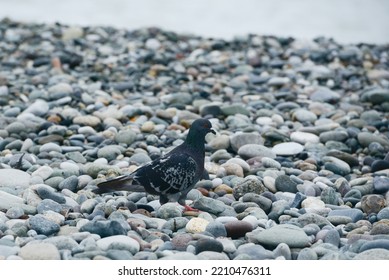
[0,0,388,44]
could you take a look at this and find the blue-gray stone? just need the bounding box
[241,193,272,213]
[371,160,389,172]
[320,187,339,205]
[324,229,340,247]
[28,215,60,236]
[343,189,362,206]
[327,209,363,223]
[195,238,224,254]
[106,249,134,260]
[36,186,66,204]
[275,175,298,193]
[377,208,389,220]
[233,244,274,260]
[79,220,127,237]
[273,243,291,260]
[268,200,290,222]
[192,196,226,215]
[359,239,389,252]
[156,203,182,219]
[37,199,63,214]
[58,175,79,192]
[290,192,306,208]
[297,248,318,260]
[205,221,227,238]
[373,176,389,193]
[354,249,389,260]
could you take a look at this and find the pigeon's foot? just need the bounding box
[183,204,198,212]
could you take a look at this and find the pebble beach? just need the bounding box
[1,18,389,260]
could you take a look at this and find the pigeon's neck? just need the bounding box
[184,131,206,151]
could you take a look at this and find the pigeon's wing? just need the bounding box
[134,152,198,195]
[94,174,146,194]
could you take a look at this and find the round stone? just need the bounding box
[28,215,61,236]
[224,220,253,239]
[185,218,209,234]
[205,221,227,238]
[275,175,298,193]
[19,243,61,260]
[290,131,320,144]
[361,195,386,215]
[272,142,304,156]
[238,144,276,159]
[171,233,193,251]
[156,203,182,219]
[96,235,140,255]
[251,224,310,249]
[195,238,224,254]
[0,169,31,188]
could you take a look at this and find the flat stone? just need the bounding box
[0,169,31,188]
[272,142,304,156]
[327,209,363,223]
[275,175,298,193]
[230,133,263,152]
[358,132,389,149]
[310,86,340,103]
[290,131,320,144]
[156,203,182,219]
[238,144,276,159]
[19,242,61,260]
[96,235,140,255]
[361,194,386,215]
[251,224,310,249]
[28,214,61,236]
[354,248,389,260]
[0,190,24,211]
[185,218,209,234]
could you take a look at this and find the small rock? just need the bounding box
[290,131,320,144]
[205,221,227,238]
[238,144,276,159]
[233,176,266,199]
[79,220,127,237]
[171,233,193,251]
[224,220,253,239]
[195,238,224,254]
[96,235,140,255]
[275,175,298,193]
[361,195,386,215]
[301,197,325,209]
[230,133,263,152]
[0,169,31,188]
[251,224,310,249]
[185,218,209,234]
[156,203,182,219]
[19,242,60,260]
[28,215,61,236]
[328,209,363,223]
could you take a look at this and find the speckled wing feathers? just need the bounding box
[133,152,198,195]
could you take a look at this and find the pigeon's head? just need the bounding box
[190,118,216,136]
[185,118,216,147]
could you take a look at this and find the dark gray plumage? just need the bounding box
[94,118,215,207]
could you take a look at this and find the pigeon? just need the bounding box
[94,118,215,210]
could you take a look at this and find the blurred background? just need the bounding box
[0,0,388,44]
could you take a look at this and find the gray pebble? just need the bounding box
[28,215,60,236]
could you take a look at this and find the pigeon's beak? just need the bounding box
[209,129,216,135]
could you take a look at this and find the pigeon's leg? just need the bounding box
[183,204,198,212]
[159,195,169,205]
[178,193,198,212]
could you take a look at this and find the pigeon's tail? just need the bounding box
[93,174,146,194]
